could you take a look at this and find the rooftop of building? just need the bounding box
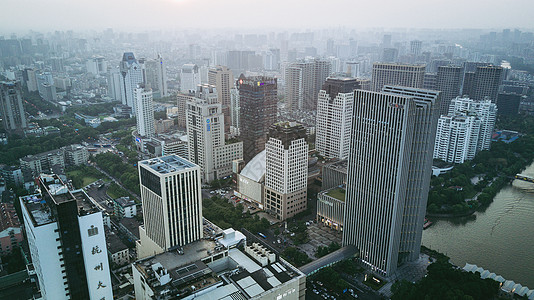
[240,150,266,182]
[325,187,346,202]
[0,203,21,231]
[21,174,100,226]
[139,155,198,175]
[106,231,129,254]
[134,232,304,299]
[324,159,348,173]
[19,148,64,162]
[114,197,136,208]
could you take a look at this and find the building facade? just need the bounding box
[343,86,439,276]
[264,123,308,220]
[208,65,234,133]
[20,174,112,300]
[371,63,425,92]
[471,66,503,103]
[315,77,363,160]
[434,97,497,163]
[186,86,243,183]
[436,65,463,115]
[237,76,278,163]
[134,85,155,138]
[119,52,144,111]
[0,81,27,133]
[317,187,346,231]
[180,64,201,93]
[137,156,203,259]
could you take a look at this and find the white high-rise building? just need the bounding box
[186,85,243,182]
[180,64,201,93]
[20,174,112,300]
[316,77,364,160]
[119,52,144,111]
[434,115,481,163]
[136,155,203,259]
[433,97,497,163]
[208,65,234,133]
[134,85,155,138]
[343,86,440,277]
[264,122,308,220]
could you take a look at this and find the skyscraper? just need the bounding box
[471,66,503,103]
[0,81,27,133]
[264,122,308,220]
[119,52,144,111]
[208,65,234,133]
[285,59,332,112]
[136,155,203,258]
[186,85,243,182]
[343,86,440,276]
[315,77,362,159]
[371,63,425,92]
[134,84,155,138]
[144,54,168,98]
[20,174,112,300]
[436,65,464,115]
[237,75,278,163]
[107,66,122,101]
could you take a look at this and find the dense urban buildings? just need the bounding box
[136,155,203,259]
[264,122,308,220]
[20,174,112,300]
[237,75,278,163]
[343,86,440,276]
[0,81,27,133]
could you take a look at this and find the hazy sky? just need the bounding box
[2,0,533,33]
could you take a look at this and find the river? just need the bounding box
[422,162,534,288]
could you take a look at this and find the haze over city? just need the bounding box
[2,0,534,33]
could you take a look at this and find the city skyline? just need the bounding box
[1,0,534,34]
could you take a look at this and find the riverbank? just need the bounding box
[426,133,534,218]
[422,162,534,288]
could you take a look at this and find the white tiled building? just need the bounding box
[264,122,308,220]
